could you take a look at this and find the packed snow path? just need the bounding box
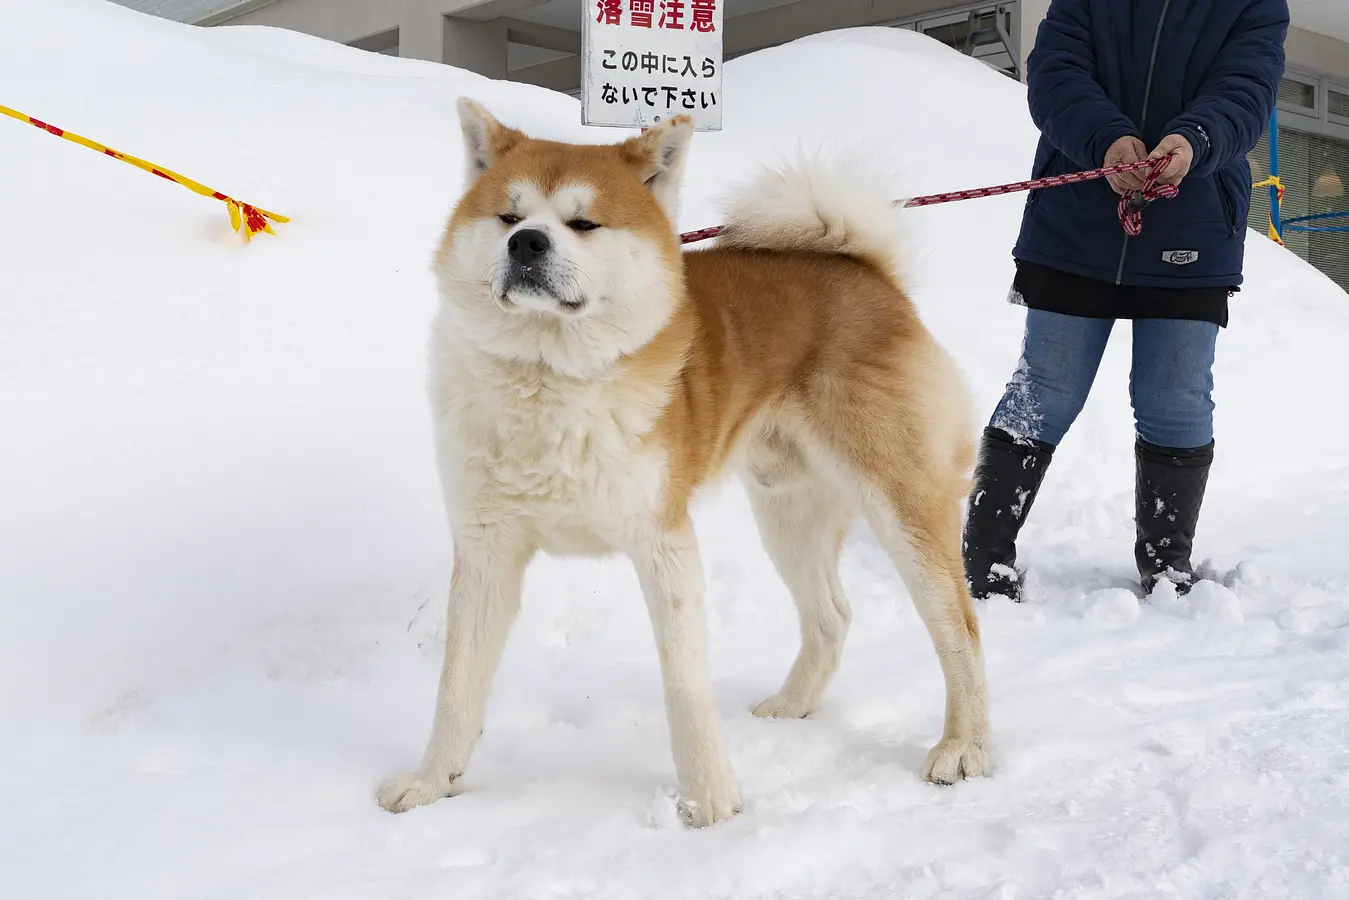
[3,2,1348,897]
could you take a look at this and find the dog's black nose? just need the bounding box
[507,228,551,265]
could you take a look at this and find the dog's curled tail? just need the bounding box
[715,158,908,284]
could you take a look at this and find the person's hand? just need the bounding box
[1148,134,1194,186]
[1103,136,1149,195]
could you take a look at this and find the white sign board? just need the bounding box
[582,1,725,132]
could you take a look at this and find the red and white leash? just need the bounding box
[678,156,1176,246]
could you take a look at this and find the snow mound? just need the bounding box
[3,2,1348,898]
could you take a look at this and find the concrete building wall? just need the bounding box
[1013,0,1048,81]
[202,0,545,69]
[1286,25,1349,83]
[203,0,1349,100]
[210,0,399,46]
[719,0,959,54]
[506,0,989,92]
[209,0,991,84]
[1015,8,1349,87]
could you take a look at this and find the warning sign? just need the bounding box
[582,1,725,131]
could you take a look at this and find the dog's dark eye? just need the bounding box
[499,214,522,226]
[567,219,601,232]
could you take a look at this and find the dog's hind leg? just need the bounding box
[378,533,534,813]
[856,475,991,784]
[743,426,855,719]
[631,522,741,828]
[806,379,990,783]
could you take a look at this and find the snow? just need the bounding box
[4,1,1349,897]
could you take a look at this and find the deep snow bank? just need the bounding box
[3,2,1348,899]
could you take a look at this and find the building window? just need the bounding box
[1329,84,1349,129]
[887,3,1021,80]
[1248,69,1349,293]
[1250,127,1349,292]
[1278,74,1318,116]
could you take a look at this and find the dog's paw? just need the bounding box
[377,771,458,813]
[922,736,990,785]
[676,771,742,828]
[751,691,814,719]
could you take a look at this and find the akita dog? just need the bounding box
[377,99,990,827]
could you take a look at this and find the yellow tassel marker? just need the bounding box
[1251,176,1285,246]
[1,103,288,242]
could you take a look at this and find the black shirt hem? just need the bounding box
[1010,260,1233,328]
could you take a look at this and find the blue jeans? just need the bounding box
[990,309,1218,449]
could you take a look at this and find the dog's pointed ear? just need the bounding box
[458,97,522,185]
[619,115,694,221]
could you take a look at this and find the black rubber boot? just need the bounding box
[962,427,1054,602]
[1134,439,1214,596]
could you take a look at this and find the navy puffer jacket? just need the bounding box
[1012,0,1289,288]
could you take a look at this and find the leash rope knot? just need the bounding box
[1117,157,1178,237]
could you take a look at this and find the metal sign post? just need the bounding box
[582,1,725,132]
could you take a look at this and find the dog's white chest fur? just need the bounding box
[432,343,669,556]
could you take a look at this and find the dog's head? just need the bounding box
[434,98,693,378]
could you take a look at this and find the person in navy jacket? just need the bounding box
[962,0,1288,601]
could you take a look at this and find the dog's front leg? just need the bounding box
[378,534,532,813]
[631,523,741,827]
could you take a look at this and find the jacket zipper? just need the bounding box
[1115,0,1173,285]
[1216,171,1237,234]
